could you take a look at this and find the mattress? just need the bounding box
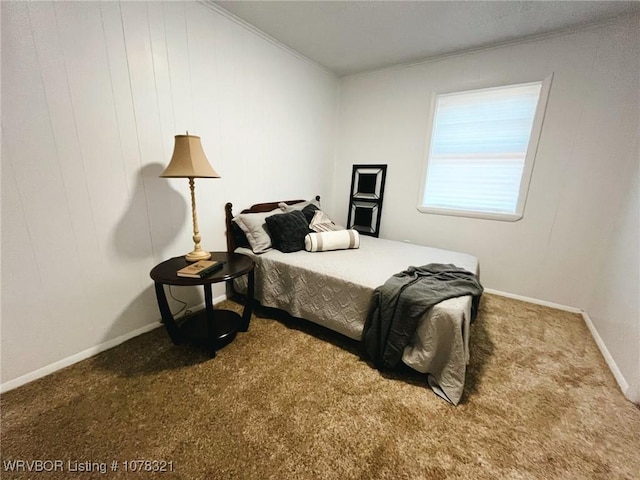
[235,235,479,404]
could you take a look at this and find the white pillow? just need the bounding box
[304,230,360,252]
[232,208,282,253]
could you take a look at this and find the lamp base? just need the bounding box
[185,249,211,262]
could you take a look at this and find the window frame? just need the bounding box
[417,75,553,221]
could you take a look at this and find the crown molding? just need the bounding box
[198,1,335,78]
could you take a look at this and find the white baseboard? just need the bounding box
[5,291,636,405]
[580,309,631,397]
[483,288,583,313]
[0,321,161,394]
[0,294,228,394]
[624,382,640,405]
[485,288,636,403]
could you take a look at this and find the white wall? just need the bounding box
[586,150,639,402]
[333,16,639,400]
[1,1,337,387]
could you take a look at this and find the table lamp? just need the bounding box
[160,132,220,262]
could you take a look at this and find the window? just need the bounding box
[418,77,552,221]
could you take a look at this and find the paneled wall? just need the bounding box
[332,16,639,400]
[1,1,337,386]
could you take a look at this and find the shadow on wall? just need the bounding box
[108,162,203,359]
[111,162,187,259]
[93,285,210,377]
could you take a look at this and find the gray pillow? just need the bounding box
[232,208,283,253]
[278,198,321,213]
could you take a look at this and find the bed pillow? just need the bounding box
[304,229,360,252]
[278,200,322,224]
[265,210,310,253]
[232,208,283,253]
[301,204,320,223]
[278,198,321,213]
[231,221,250,249]
[309,210,344,232]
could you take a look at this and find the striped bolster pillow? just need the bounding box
[304,229,360,252]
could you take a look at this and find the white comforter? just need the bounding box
[235,236,479,405]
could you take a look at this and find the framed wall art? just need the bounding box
[346,164,387,237]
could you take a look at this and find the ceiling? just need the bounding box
[212,1,640,76]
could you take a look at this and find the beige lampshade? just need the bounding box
[160,134,220,178]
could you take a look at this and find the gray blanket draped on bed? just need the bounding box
[361,263,483,372]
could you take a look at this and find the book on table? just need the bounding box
[176,259,224,278]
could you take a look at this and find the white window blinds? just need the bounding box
[420,80,549,221]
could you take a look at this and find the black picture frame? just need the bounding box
[346,164,387,237]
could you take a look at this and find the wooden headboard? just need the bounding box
[224,196,321,253]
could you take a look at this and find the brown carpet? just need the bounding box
[1,294,639,479]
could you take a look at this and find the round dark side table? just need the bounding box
[150,252,254,357]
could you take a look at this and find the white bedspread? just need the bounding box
[235,236,479,404]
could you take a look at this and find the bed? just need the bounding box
[224,197,481,405]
